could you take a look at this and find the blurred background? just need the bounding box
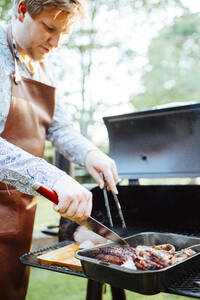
[1,1,200,299]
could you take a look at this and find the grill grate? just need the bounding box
[20,240,86,278]
[160,252,200,298]
[167,262,200,297]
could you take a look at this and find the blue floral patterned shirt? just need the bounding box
[0,24,97,195]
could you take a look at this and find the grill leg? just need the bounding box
[111,286,127,300]
[86,279,105,300]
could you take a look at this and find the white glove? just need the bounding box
[53,174,92,222]
[85,150,119,194]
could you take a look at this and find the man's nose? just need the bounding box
[49,32,63,48]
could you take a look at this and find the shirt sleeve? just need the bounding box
[0,137,65,195]
[0,36,14,134]
[47,99,98,167]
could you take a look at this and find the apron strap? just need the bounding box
[7,25,22,85]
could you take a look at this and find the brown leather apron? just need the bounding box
[0,27,56,300]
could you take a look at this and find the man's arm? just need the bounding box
[0,137,65,195]
[0,137,92,222]
[47,100,98,167]
[47,101,119,193]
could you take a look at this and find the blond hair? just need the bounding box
[13,0,87,24]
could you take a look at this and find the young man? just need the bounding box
[0,1,118,299]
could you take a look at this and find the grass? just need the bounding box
[26,268,191,300]
[26,269,87,300]
[26,196,194,300]
[33,196,60,233]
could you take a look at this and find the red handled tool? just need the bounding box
[32,182,59,205]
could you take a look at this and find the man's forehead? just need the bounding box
[36,7,70,31]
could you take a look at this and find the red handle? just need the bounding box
[33,183,59,205]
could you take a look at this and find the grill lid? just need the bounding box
[103,103,200,179]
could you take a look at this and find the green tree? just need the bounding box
[130,0,185,11]
[131,13,200,109]
[63,0,120,138]
[0,0,12,21]
[55,0,136,139]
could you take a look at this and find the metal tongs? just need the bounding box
[102,179,127,231]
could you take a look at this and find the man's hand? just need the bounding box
[53,174,92,222]
[85,150,119,194]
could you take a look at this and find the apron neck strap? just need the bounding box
[7,25,22,85]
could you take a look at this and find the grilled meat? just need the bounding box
[91,246,136,267]
[92,245,136,259]
[135,244,175,267]
[172,248,196,264]
[91,244,196,271]
[95,254,125,265]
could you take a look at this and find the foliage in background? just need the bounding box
[0,0,12,21]
[130,0,185,11]
[62,0,121,139]
[44,141,54,164]
[131,12,200,109]
[54,0,137,140]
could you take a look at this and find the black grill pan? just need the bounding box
[75,232,200,295]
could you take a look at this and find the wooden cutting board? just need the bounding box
[37,243,83,272]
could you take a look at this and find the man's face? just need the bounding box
[15,6,70,61]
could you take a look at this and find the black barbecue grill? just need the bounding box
[20,102,200,299]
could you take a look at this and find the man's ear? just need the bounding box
[17,1,27,22]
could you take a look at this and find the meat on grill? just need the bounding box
[92,245,136,265]
[90,244,196,271]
